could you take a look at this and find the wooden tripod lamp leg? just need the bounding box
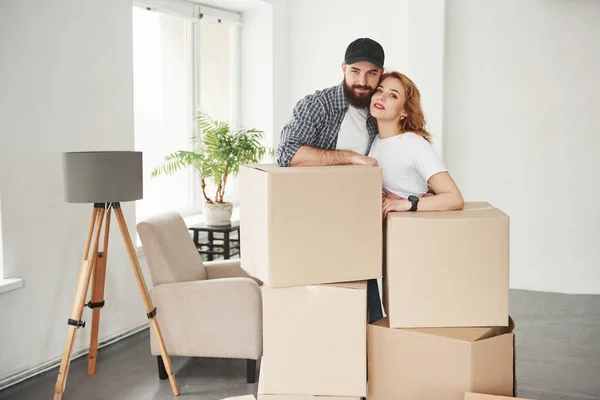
[54,206,106,400]
[113,204,180,396]
[88,206,111,376]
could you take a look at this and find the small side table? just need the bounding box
[188,220,240,261]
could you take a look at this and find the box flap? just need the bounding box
[415,326,497,342]
[372,318,509,342]
[322,281,368,290]
[470,333,514,397]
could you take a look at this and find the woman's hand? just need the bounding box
[382,198,412,217]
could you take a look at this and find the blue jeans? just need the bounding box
[367,278,384,323]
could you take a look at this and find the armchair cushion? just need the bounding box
[149,277,262,360]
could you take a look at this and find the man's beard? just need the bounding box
[343,78,375,108]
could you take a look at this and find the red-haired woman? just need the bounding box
[368,71,464,216]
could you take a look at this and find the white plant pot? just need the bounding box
[203,202,233,226]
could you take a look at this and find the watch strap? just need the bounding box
[408,195,419,212]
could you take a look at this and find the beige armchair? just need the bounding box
[137,212,262,383]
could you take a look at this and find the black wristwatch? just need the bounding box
[408,195,419,212]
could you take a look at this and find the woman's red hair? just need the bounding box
[378,71,431,143]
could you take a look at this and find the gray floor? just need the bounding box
[1,289,599,400]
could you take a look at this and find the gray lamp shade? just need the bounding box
[63,151,143,203]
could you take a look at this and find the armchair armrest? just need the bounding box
[149,277,262,359]
[205,259,263,285]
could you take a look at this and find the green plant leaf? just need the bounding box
[152,111,274,203]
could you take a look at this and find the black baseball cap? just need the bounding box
[344,38,385,69]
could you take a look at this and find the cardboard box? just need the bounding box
[221,396,256,400]
[239,164,382,288]
[368,317,515,400]
[258,368,361,400]
[384,201,510,328]
[258,396,358,400]
[465,393,533,400]
[261,282,367,396]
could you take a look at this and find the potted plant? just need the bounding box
[152,111,273,226]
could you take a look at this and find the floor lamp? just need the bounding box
[54,151,180,399]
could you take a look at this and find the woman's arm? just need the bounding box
[382,172,464,216]
[416,171,464,211]
[381,135,464,216]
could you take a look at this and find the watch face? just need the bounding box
[408,195,419,202]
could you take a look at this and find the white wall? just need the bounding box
[259,0,411,149]
[0,187,3,278]
[406,0,446,155]
[444,0,600,294]
[285,0,409,115]
[243,0,423,151]
[0,0,151,386]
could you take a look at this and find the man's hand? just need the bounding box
[382,198,411,217]
[349,153,379,166]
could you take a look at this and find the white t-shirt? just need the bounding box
[336,105,370,155]
[368,132,447,198]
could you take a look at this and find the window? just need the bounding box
[132,3,241,222]
[133,8,193,220]
[197,19,241,204]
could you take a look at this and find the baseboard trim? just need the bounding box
[0,322,150,392]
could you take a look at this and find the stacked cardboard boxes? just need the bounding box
[239,164,383,400]
[240,165,519,400]
[369,202,516,400]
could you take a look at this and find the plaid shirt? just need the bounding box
[277,82,378,167]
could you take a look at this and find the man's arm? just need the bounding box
[291,146,377,166]
[277,95,323,167]
[277,95,377,167]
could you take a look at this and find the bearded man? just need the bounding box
[277,38,385,168]
[275,38,386,324]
